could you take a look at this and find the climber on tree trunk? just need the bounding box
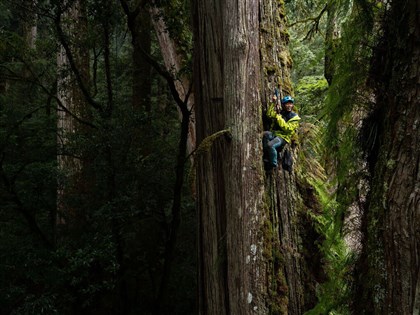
[263,95,301,170]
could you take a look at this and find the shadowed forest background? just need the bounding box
[0,0,418,314]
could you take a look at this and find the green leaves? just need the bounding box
[295,75,328,118]
[304,181,354,315]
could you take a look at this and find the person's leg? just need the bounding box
[262,131,273,149]
[262,131,274,164]
[267,137,286,167]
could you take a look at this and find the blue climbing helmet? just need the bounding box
[281,95,294,104]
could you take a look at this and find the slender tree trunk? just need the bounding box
[154,100,190,314]
[149,5,196,155]
[121,1,196,155]
[132,10,152,111]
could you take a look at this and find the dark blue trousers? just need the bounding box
[262,131,286,167]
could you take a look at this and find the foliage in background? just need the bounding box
[0,0,196,314]
[295,75,328,120]
[323,0,382,228]
[307,0,386,313]
[287,0,382,313]
[289,30,324,82]
[303,182,354,315]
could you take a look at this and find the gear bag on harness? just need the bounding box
[281,147,293,172]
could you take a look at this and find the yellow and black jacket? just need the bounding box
[266,103,301,143]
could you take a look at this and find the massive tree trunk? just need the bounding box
[194,0,319,313]
[355,0,420,313]
[222,0,265,312]
[261,1,320,313]
[194,0,266,313]
[193,0,235,311]
[259,0,293,100]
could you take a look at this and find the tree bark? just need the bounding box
[56,0,91,224]
[376,3,420,313]
[356,0,420,313]
[193,0,228,312]
[195,0,320,313]
[149,5,196,155]
[222,0,265,312]
[259,0,293,102]
[260,0,319,313]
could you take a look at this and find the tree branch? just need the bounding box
[288,3,328,40]
[0,63,98,129]
[54,12,103,112]
[0,159,54,250]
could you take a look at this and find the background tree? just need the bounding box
[318,0,419,313]
[56,0,92,226]
[352,0,420,313]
